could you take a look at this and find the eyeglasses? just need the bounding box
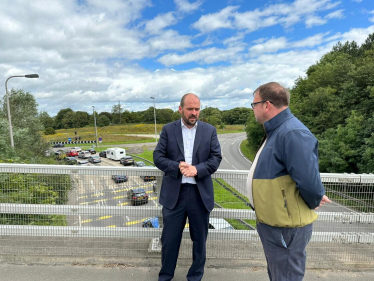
[250,100,273,109]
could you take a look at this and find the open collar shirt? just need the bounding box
[181,119,197,184]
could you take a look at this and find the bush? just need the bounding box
[45,127,55,135]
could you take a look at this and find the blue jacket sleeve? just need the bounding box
[283,130,325,209]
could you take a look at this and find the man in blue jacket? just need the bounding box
[247,82,331,281]
[154,93,222,281]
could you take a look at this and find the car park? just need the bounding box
[78,151,91,159]
[66,149,78,157]
[88,155,101,163]
[127,188,149,206]
[77,160,90,166]
[111,175,128,183]
[87,148,96,154]
[64,157,78,165]
[120,156,134,166]
[52,143,64,148]
[99,151,107,157]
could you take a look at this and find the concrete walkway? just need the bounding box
[1,264,373,281]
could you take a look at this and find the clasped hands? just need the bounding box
[179,161,197,177]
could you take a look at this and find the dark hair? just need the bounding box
[180,93,200,107]
[253,82,290,108]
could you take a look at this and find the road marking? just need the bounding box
[81,219,93,224]
[107,225,116,228]
[125,218,147,226]
[79,202,90,205]
[113,195,126,199]
[125,216,130,221]
[92,192,104,197]
[98,215,112,220]
[118,202,130,206]
[78,195,88,199]
[223,156,229,162]
[232,165,238,170]
[92,198,108,203]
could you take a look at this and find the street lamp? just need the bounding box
[92,106,99,148]
[5,74,39,148]
[150,97,158,145]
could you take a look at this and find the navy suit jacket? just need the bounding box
[153,119,222,212]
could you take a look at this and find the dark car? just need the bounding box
[88,155,101,163]
[140,175,156,182]
[111,175,128,183]
[120,156,134,166]
[99,151,107,158]
[52,143,64,148]
[87,148,96,154]
[64,157,78,165]
[127,188,148,205]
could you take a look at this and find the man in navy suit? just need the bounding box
[153,93,222,281]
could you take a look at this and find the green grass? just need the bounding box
[240,139,256,161]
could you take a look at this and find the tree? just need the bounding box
[0,89,49,160]
[222,107,251,125]
[97,115,110,127]
[111,104,121,124]
[99,112,112,122]
[62,111,76,129]
[54,108,74,129]
[45,127,55,135]
[74,111,89,128]
[38,111,54,129]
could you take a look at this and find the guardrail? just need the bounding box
[0,163,373,267]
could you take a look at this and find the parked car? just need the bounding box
[135,161,146,167]
[55,151,66,160]
[52,143,64,148]
[64,157,78,165]
[140,175,156,182]
[77,160,90,166]
[66,149,78,157]
[88,155,101,163]
[78,151,91,159]
[99,150,107,158]
[142,216,161,228]
[111,175,128,183]
[73,146,82,152]
[120,156,134,166]
[127,188,149,206]
[87,148,96,154]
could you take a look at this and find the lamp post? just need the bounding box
[5,74,39,148]
[92,106,99,147]
[150,97,157,145]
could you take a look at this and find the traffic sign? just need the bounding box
[68,138,72,142]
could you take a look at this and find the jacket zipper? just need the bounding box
[281,189,291,218]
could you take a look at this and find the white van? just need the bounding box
[106,148,126,161]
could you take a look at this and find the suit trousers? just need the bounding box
[159,183,210,281]
[256,222,313,281]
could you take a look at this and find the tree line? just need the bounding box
[246,33,374,174]
[39,104,251,133]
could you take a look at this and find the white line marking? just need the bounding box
[126,216,130,221]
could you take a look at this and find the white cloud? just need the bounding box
[369,11,374,23]
[147,30,193,51]
[144,12,178,34]
[174,0,204,13]
[158,46,244,66]
[325,9,345,19]
[305,15,327,28]
[192,6,238,33]
[249,37,288,56]
[193,0,342,33]
[291,33,328,47]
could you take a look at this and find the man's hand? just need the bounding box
[315,195,331,210]
[179,161,197,177]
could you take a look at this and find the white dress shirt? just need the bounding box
[181,119,197,184]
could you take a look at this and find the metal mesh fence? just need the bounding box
[0,163,373,268]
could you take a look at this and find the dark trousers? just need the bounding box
[256,222,313,281]
[159,183,210,281]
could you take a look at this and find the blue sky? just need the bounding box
[1,0,373,116]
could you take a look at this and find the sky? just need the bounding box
[1,0,374,116]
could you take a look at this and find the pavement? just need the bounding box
[1,263,374,281]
